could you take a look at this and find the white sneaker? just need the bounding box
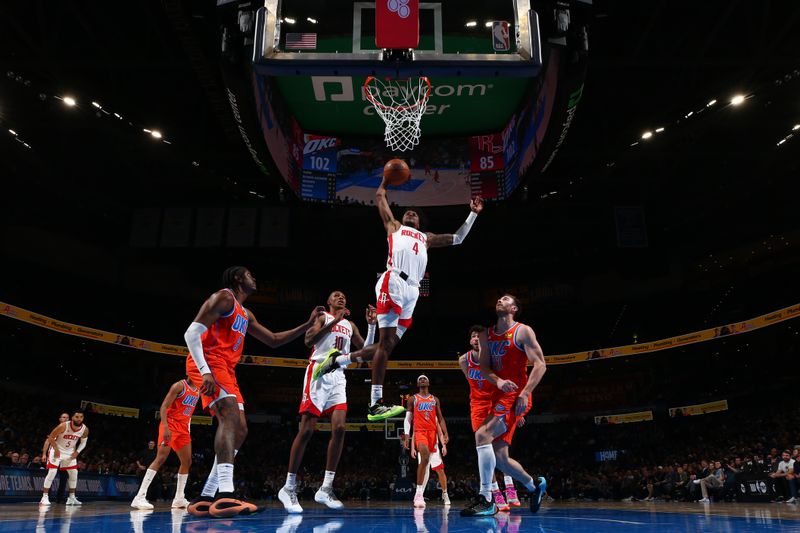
[131,496,153,510]
[39,495,51,506]
[442,493,451,506]
[314,487,344,510]
[66,496,82,506]
[698,498,710,503]
[279,486,303,514]
[413,494,426,509]
[786,497,797,504]
[171,497,190,509]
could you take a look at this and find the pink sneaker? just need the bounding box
[413,494,426,509]
[493,490,510,512]
[505,487,521,507]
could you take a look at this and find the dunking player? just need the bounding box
[185,266,324,518]
[131,377,200,510]
[313,176,483,421]
[458,326,521,512]
[278,292,377,513]
[461,295,547,516]
[40,410,89,506]
[403,375,450,508]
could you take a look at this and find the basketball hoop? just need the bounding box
[364,76,431,152]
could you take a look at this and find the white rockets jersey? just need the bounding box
[386,224,428,285]
[310,312,352,362]
[54,422,87,453]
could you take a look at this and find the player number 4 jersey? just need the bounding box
[386,224,428,285]
[310,312,352,362]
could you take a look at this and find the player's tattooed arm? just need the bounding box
[457,353,469,379]
[249,306,326,348]
[376,179,401,234]
[425,232,454,248]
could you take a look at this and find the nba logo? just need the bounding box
[492,21,510,51]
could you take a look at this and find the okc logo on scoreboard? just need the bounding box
[303,134,339,173]
[387,0,411,19]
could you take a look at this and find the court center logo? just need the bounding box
[387,0,411,19]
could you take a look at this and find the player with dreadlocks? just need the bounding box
[185,266,325,518]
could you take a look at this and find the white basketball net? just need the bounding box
[364,76,432,152]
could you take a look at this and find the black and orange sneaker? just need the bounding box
[208,492,263,518]
[187,495,214,517]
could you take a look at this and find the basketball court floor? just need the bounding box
[2,501,798,532]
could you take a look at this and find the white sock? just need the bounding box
[217,463,234,493]
[416,485,424,496]
[322,470,335,489]
[201,456,219,497]
[137,469,157,498]
[201,450,238,497]
[491,481,500,492]
[370,385,383,405]
[504,475,514,489]
[335,355,351,368]
[285,472,297,490]
[476,444,496,502]
[522,475,536,491]
[175,473,188,500]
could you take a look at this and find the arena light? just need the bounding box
[63,96,76,107]
[484,21,493,27]
[655,127,665,133]
[307,17,318,24]
[641,131,653,140]
[150,130,163,139]
[730,94,745,106]
[793,124,800,131]
[707,99,717,107]
[8,129,17,136]
[465,21,477,27]
[685,111,693,118]
[91,101,101,108]
[283,17,296,24]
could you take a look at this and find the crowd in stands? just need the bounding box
[2,387,797,504]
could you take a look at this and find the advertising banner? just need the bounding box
[594,411,653,425]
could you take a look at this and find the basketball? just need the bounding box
[383,159,411,186]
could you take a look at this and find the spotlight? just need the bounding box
[307,17,317,24]
[641,131,653,140]
[655,127,665,133]
[283,17,296,24]
[8,129,17,136]
[707,99,717,107]
[150,130,163,139]
[484,21,493,27]
[793,124,799,131]
[465,21,477,27]
[63,96,76,107]
[91,101,101,108]
[730,94,745,106]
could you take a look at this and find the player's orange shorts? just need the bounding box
[491,388,532,445]
[470,398,494,433]
[186,357,245,412]
[158,421,191,452]
[414,429,438,452]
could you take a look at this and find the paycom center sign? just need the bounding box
[273,76,530,137]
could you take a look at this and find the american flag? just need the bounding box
[285,33,317,50]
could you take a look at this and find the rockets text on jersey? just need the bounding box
[310,312,352,361]
[386,225,428,285]
[55,422,87,453]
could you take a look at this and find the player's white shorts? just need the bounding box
[47,447,78,470]
[299,364,347,417]
[419,448,444,471]
[375,270,419,337]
